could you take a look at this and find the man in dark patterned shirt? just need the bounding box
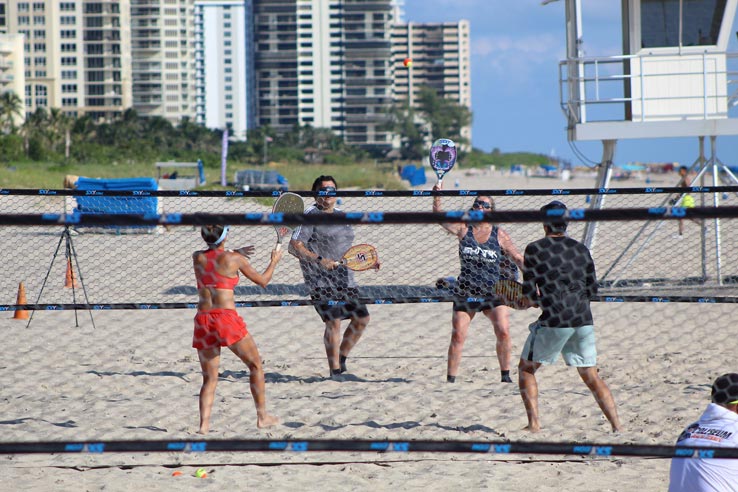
[518,200,622,433]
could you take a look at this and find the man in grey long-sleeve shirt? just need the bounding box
[289,175,373,378]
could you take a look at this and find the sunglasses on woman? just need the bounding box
[472,200,492,209]
[317,186,336,193]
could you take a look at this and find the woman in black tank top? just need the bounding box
[433,186,524,384]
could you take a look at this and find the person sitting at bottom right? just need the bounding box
[669,373,738,492]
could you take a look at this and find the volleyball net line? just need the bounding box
[2,205,738,227]
[4,184,738,197]
[2,294,737,312]
[0,437,736,459]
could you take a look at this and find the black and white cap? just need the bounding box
[711,373,738,405]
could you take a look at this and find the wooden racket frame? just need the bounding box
[494,279,526,310]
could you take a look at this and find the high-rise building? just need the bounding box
[253,0,395,152]
[391,0,403,23]
[0,0,132,120]
[131,0,197,124]
[194,0,253,140]
[392,20,472,144]
[0,33,26,127]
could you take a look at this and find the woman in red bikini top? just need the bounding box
[194,225,281,311]
[191,224,283,432]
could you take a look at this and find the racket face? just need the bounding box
[273,192,305,215]
[495,279,525,309]
[429,138,457,178]
[341,244,379,271]
[272,193,304,242]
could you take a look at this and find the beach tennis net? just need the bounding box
[2,186,738,308]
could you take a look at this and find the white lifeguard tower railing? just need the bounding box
[557,0,738,285]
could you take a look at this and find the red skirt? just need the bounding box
[192,309,248,350]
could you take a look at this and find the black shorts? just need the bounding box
[452,295,504,313]
[310,287,369,322]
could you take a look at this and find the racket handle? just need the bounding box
[436,177,443,187]
[275,242,282,251]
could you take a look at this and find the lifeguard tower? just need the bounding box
[556,0,738,283]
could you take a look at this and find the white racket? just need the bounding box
[272,192,304,250]
[429,138,457,187]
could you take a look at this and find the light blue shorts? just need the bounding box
[521,322,597,367]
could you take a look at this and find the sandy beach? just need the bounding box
[0,169,734,491]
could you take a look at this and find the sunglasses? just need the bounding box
[317,186,336,194]
[472,200,492,210]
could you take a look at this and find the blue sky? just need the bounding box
[403,0,738,169]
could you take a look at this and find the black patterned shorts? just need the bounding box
[452,288,504,313]
[310,286,369,322]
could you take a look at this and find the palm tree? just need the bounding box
[0,91,24,134]
[20,108,50,157]
[48,108,73,158]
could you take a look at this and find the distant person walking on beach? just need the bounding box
[433,184,524,383]
[518,201,621,432]
[675,165,698,236]
[669,373,738,492]
[289,175,378,378]
[193,225,282,432]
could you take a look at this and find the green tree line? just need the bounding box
[0,89,548,170]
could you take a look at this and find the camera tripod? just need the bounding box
[27,226,96,329]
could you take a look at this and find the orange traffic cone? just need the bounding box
[65,257,79,288]
[13,282,29,320]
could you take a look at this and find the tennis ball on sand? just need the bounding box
[195,468,208,478]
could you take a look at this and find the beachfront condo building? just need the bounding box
[392,20,472,145]
[253,0,396,152]
[130,0,197,124]
[0,33,26,128]
[0,0,132,121]
[0,0,471,151]
[194,0,253,141]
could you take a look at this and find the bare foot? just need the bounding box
[523,423,541,433]
[197,427,209,435]
[257,413,280,429]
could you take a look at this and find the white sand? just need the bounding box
[0,170,732,491]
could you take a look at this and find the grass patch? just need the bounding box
[265,162,406,191]
[0,160,408,191]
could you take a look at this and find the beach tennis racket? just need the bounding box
[495,279,526,310]
[272,192,304,250]
[429,138,457,187]
[339,244,379,271]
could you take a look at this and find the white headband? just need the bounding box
[211,225,230,246]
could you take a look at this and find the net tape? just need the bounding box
[0,437,736,459]
[0,206,734,226]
